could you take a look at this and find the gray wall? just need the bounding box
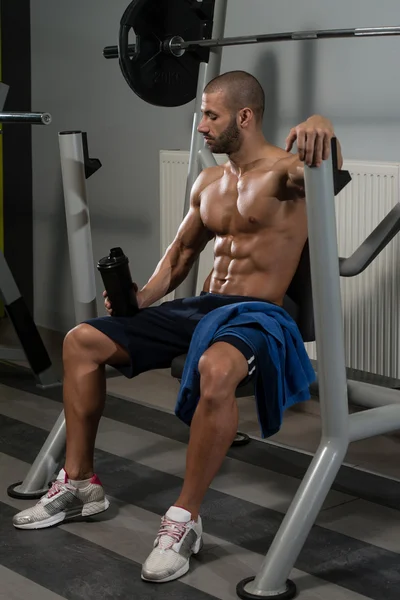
[31,0,400,332]
[31,0,195,331]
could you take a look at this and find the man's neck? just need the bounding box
[228,132,270,175]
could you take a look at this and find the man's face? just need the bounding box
[197,92,241,154]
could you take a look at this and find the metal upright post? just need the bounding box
[59,131,98,323]
[175,0,227,299]
[237,157,350,599]
[8,412,66,498]
[198,147,218,169]
[8,132,99,499]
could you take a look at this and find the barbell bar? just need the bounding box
[104,25,400,60]
[0,112,52,125]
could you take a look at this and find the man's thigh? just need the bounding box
[84,299,195,378]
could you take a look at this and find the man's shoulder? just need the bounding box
[248,149,297,179]
[269,145,298,164]
[196,164,225,189]
[190,164,225,205]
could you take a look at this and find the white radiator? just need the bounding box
[160,151,400,378]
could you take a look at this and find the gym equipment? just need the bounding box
[7,130,102,500]
[117,0,215,107]
[59,131,101,324]
[1,92,60,499]
[104,0,400,106]
[0,112,52,125]
[0,83,57,391]
[97,247,139,317]
[233,154,400,600]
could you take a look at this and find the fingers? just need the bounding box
[313,133,324,167]
[304,131,317,166]
[287,121,334,166]
[296,130,332,166]
[103,290,112,314]
[296,130,307,162]
[323,134,331,160]
[285,129,296,152]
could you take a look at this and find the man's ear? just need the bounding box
[239,107,253,128]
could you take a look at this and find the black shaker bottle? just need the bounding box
[97,247,139,317]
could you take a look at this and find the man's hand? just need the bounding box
[285,115,335,167]
[103,283,143,315]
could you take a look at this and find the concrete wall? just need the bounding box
[31,0,400,332]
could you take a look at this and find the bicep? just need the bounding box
[175,204,212,253]
[170,167,220,257]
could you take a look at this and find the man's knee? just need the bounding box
[64,323,130,367]
[198,345,247,408]
[63,324,100,361]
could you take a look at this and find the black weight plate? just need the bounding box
[119,0,215,107]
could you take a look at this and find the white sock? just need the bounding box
[165,506,192,523]
[56,468,93,489]
[69,477,92,489]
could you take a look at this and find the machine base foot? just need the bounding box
[232,432,251,447]
[236,577,297,599]
[7,481,50,500]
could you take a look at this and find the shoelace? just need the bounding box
[43,479,69,501]
[157,517,188,550]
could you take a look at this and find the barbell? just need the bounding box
[0,112,52,125]
[104,0,400,108]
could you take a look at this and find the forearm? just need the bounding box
[139,246,194,307]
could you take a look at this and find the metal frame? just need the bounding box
[236,158,400,599]
[7,131,99,499]
[0,85,57,389]
[0,112,52,125]
[0,250,57,388]
[59,131,98,324]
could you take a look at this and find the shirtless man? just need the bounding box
[13,71,342,583]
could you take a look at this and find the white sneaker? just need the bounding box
[12,468,110,530]
[141,506,203,582]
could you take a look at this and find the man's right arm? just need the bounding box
[138,172,214,308]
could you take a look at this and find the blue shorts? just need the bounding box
[85,292,271,381]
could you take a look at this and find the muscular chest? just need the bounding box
[200,170,300,235]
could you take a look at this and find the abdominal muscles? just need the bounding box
[209,229,306,304]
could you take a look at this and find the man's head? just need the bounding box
[197,71,265,154]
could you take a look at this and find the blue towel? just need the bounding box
[175,301,316,438]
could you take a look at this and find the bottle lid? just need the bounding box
[97,247,128,269]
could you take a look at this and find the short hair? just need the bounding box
[204,71,265,123]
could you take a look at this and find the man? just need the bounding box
[13,71,342,582]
